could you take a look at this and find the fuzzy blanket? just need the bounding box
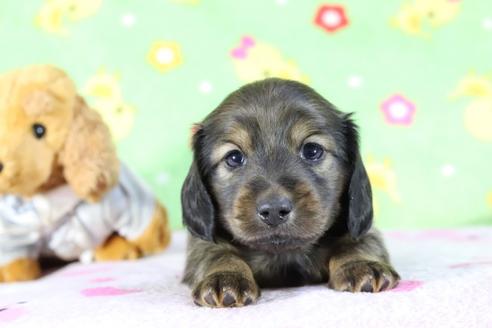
[1,228,491,328]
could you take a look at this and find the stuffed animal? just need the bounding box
[0,65,171,282]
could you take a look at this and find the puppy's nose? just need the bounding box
[257,197,293,227]
[0,162,3,174]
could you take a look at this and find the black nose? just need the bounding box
[257,196,293,227]
[0,162,3,173]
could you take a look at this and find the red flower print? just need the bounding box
[314,4,349,33]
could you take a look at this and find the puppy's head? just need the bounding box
[182,79,373,252]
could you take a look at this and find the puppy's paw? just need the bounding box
[329,260,400,293]
[192,272,260,308]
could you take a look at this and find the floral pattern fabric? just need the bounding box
[0,0,490,229]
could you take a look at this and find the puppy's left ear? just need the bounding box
[60,97,119,202]
[343,116,373,239]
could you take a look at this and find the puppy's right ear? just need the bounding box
[181,127,215,241]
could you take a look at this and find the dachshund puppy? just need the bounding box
[182,78,400,307]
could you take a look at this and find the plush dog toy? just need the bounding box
[0,65,171,282]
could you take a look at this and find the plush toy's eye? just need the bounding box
[32,123,47,139]
[225,150,245,168]
[301,142,324,162]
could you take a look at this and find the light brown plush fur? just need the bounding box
[94,204,171,261]
[0,65,170,282]
[0,258,41,283]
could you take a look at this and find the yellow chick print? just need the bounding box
[230,36,309,84]
[392,0,461,37]
[36,0,102,36]
[83,68,136,142]
[84,68,122,100]
[365,155,401,204]
[487,192,492,208]
[93,99,137,142]
[451,73,492,142]
[451,73,492,98]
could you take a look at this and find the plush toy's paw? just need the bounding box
[132,203,171,256]
[94,235,141,261]
[94,204,170,262]
[0,258,41,283]
[192,272,260,308]
[329,260,400,293]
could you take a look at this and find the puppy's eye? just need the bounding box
[32,123,47,139]
[301,142,324,162]
[225,150,245,168]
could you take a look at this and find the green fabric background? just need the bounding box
[1,0,491,229]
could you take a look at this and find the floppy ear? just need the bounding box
[343,116,373,239]
[60,97,119,202]
[346,154,373,239]
[181,127,215,241]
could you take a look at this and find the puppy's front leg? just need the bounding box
[184,237,260,308]
[328,230,400,293]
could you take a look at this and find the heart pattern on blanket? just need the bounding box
[89,277,116,283]
[390,280,423,292]
[81,287,141,297]
[0,307,27,323]
[449,261,492,269]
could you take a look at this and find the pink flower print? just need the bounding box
[381,94,416,126]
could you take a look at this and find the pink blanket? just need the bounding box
[1,228,491,328]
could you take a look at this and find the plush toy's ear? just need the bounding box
[181,127,215,241]
[342,115,373,239]
[60,97,119,202]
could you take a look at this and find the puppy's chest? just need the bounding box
[244,250,328,288]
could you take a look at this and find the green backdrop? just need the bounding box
[1,0,491,229]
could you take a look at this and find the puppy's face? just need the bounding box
[183,79,372,252]
[207,111,347,252]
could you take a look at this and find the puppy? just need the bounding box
[182,78,400,307]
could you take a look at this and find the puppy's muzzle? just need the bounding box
[256,195,293,227]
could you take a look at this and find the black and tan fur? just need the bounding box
[182,78,400,307]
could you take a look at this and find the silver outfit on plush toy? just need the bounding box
[0,164,155,266]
